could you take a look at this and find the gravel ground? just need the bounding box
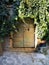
[0,50,49,65]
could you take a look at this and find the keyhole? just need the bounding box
[28,28,29,31]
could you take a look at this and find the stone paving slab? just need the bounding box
[0,52,49,65]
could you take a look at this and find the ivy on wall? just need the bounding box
[19,0,49,41]
[0,0,20,37]
[0,0,49,42]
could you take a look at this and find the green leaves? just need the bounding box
[0,0,49,41]
[18,0,49,40]
[0,0,19,37]
[19,0,35,18]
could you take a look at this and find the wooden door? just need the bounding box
[13,24,35,48]
[24,24,35,47]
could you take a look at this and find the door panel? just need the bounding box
[13,28,24,47]
[24,26,35,47]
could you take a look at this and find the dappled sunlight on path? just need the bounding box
[0,51,49,65]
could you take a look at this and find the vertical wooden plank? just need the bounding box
[0,43,3,55]
[9,38,13,48]
[9,32,13,48]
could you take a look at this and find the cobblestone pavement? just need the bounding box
[0,51,49,65]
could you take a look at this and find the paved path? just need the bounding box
[0,51,49,65]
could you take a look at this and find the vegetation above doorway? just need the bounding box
[0,0,49,43]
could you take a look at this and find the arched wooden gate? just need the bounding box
[13,23,35,48]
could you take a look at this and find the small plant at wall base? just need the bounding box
[0,0,49,44]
